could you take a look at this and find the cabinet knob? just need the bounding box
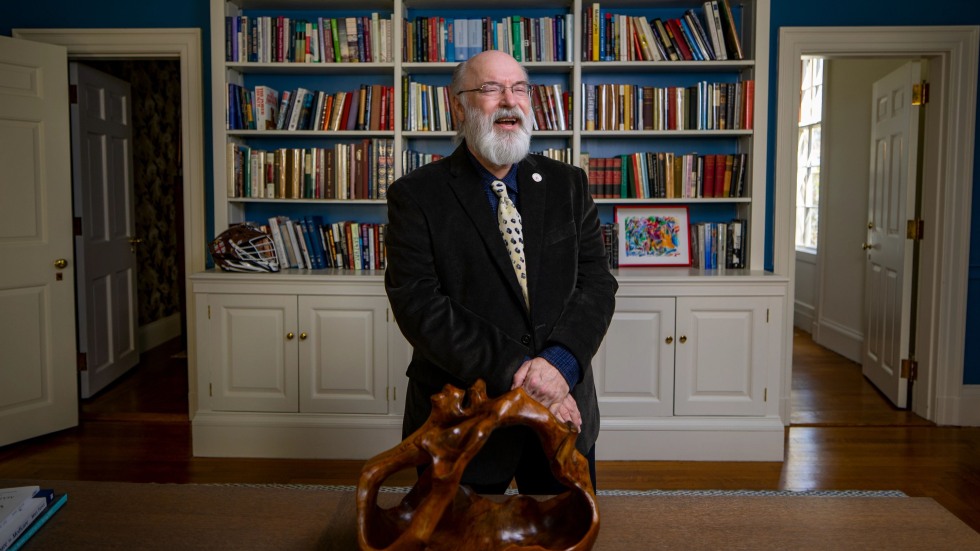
[286,332,294,340]
[665,336,673,345]
[299,332,308,340]
[54,258,68,269]
[679,335,687,343]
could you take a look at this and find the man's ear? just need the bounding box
[450,94,465,127]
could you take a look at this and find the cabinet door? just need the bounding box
[208,294,298,412]
[674,296,776,416]
[593,297,676,417]
[299,295,389,414]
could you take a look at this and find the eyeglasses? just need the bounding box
[456,82,532,99]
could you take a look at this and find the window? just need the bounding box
[796,57,823,253]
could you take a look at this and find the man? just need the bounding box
[384,50,617,495]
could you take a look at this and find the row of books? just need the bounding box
[402,79,456,132]
[691,219,747,269]
[600,223,621,268]
[403,15,574,63]
[582,80,754,132]
[529,84,571,131]
[0,485,67,551]
[225,14,394,63]
[227,84,395,132]
[583,1,742,62]
[262,217,387,271]
[534,147,575,165]
[402,149,444,175]
[584,152,748,199]
[226,139,394,200]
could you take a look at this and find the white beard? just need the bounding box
[462,103,533,167]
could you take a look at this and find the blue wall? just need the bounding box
[4,0,979,383]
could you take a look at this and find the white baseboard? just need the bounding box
[957,385,980,426]
[812,319,862,363]
[793,301,815,332]
[138,313,182,353]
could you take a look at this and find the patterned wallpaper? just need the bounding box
[83,60,182,326]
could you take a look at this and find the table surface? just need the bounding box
[4,480,979,550]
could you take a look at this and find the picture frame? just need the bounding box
[615,205,692,267]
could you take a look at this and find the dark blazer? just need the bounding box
[384,143,618,483]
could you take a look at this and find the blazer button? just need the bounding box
[521,334,531,345]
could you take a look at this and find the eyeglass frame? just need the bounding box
[455,81,533,98]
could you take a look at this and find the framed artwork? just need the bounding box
[615,206,692,267]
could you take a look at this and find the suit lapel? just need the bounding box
[447,145,528,309]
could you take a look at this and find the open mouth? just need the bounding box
[495,116,520,128]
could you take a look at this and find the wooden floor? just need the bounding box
[1,329,978,534]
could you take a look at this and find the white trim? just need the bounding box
[774,26,979,425]
[138,313,182,353]
[11,28,205,419]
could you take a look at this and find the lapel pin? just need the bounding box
[532,173,542,182]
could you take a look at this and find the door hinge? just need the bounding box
[209,383,213,397]
[208,305,211,319]
[906,219,925,241]
[764,388,767,402]
[68,84,78,104]
[901,358,918,381]
[77,352,87,372]
[73,217,83,236]
[766,308,770,323]
[912,81,929,105]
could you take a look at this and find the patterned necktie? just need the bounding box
[491,180,529,310]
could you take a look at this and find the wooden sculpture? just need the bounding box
[356,380,600,551]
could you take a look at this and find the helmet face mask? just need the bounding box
[209,223,281,273]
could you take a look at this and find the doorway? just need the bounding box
[12,28,208,421]
[774,26,979,426]
[73,59,186,403]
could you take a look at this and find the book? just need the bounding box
[7,493,66,551]
[0,488,38,532]
[253,85,279,130]
[716,0,743,60]
[0,489,53,551]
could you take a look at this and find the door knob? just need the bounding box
[286,332,295,340]
[862,243,873,250]
[679,335,687,343]
[54,258,68,269]
[665,336,673,345]
[299,332,308,340]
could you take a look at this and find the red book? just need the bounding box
[743,80,755,130]
[339,92,354,130]
[666,19,694,61]
[714,154,726,197]
[703,154,717,198]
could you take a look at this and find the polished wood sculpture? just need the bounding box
[356,380,600,550]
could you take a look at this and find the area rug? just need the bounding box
[206,483,907,498]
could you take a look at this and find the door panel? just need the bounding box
[863,62,920,408]
[71,62,139,398]
[0,36,78,446]
[593,297,675,417]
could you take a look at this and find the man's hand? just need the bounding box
[511,357,570,409]
[549,393,582,431]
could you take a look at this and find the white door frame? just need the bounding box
[774,26,979,426]
[12,28,206,418]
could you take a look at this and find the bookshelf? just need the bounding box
[195,0,788,462]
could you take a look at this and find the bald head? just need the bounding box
[451,50,529,97]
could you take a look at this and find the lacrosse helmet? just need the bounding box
[209,223,280,273]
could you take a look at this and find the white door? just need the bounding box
[207,293,299,412]
[70,62,139,398]
[0,36,78,446]
[592,297,675,417]
[674,296,774,416]
[299,295,388,414]
[862,62,921,409]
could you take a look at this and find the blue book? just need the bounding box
[446,20,455,62]
[8,493,67,551]
[303,216,327,269]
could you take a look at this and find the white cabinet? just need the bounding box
[593,271,788,461]
[191,272,410,459]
